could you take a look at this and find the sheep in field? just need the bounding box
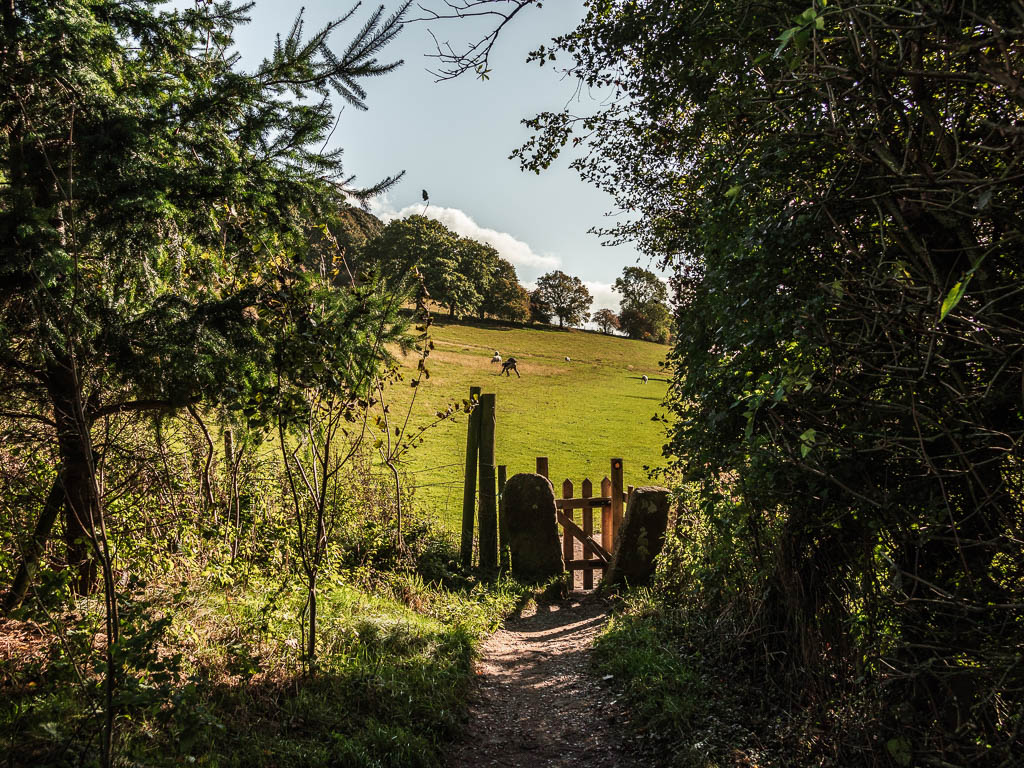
[500,357,520,377]
[491,352,502,364]
[564,356,571,362]
[642,375,649,383]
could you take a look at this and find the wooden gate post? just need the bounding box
[460,386,481,568]
[610,457,625,546]
[477,394,498,570]
[497,465,509,570]
[536,456,548,478]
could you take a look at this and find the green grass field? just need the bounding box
[385,318,671,535]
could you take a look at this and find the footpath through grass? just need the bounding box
[387,319,671,534]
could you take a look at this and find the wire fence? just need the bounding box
[407,466,465,547]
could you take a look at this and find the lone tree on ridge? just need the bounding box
[534,270,592,328]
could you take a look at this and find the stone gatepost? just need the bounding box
[605,486,671,588]
[501,473,564,582]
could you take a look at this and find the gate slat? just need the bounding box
[611,459,624,548]
[556,511,610,564]
[555,497,611,509]
[566,560,606,570]
[581,478,594,589]
[600,476,613,553]
[562,479,574,588]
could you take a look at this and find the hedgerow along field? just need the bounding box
[385,318,670,536]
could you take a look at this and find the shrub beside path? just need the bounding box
[445,594,642,768]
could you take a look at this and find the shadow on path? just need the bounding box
[444,595,642,768]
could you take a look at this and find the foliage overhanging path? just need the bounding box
[446,595,642,768]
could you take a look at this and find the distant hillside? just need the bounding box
[385,317,671,535]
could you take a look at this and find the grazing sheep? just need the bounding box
[564,356,571,362]
[491,353,502,364]
[642,375,649,383]
[500,357,521,377]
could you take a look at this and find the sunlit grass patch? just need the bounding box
[0,561,530,768]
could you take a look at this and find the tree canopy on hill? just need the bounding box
[528,288,553,324]
[481,258,531,323]
[591,308,620,335]
[534,270,592,328]
[613,267,670,343]
[328,205,385,270]
[358,214,531,321]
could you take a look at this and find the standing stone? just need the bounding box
[501,473,564,582]
[605,486,671,588]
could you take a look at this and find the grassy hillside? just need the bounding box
[386,318,671,536]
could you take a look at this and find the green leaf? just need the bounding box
[774,26,798,57]
[799,428,816,457]
[939,277,970,321]
[886,737,912,767]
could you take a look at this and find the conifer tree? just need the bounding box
[0,0,412,601]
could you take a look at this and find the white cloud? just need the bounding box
[585,281,621,313]
[369,198,560,276]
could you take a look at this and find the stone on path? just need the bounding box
[605,486,671,588]
[501,473,564,583]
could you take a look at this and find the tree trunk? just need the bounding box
[3,473,64,613]
[47,359,99,595]
[307,580,317,671]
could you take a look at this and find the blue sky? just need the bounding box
[227,1,652,310]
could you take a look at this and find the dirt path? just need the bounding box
[445,594,641,768]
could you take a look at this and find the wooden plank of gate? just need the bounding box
[611,458,625,547]
[562,479,574,588]
[555,497,611,509]
[600,476,613,553]
[557,511,610,564]
[581,478,594,589]
[536,456,548,479]
[565,560,607,570]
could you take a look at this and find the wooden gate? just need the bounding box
[537,456,629,589]
[458,386,634,585]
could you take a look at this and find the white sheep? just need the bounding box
[642,375,649,383]
[491,353,502,364]
[564,356,571,362]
